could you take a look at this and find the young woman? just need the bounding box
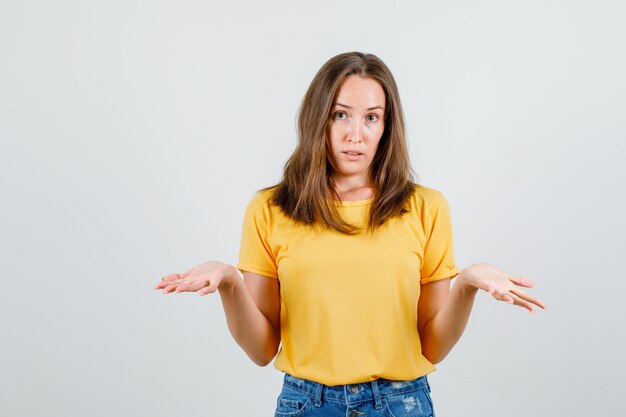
[154,51,546,417]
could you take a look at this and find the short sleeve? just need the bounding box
[420,192,460,284]
[236,192,279,279]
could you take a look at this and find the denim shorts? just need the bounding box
[274,372,436,417]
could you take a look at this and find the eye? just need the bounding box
[367,114,379,122]
[334,111,347,120]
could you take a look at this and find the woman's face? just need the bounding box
[326,75,386,184]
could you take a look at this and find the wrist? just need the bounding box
[219,266,242,293]
[456,270,479,296]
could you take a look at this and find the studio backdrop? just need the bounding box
[1,1,624,416]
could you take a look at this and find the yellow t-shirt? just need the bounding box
[236,184,459,386]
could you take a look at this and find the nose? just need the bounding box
[346,120,362,143]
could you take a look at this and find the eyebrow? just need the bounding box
[334,102,384,111]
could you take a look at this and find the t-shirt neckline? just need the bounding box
[331,198,374,207]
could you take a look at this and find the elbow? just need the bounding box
[428,354,446,365]
[253,358,271,367]
[252,351,277,367]
[422,344,449,365]
[250,344,279,367]
[242,328,281,367]
[424,352,446,365]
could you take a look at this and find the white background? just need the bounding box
[1,1,624,416]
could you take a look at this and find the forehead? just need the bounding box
[334,75,385,108]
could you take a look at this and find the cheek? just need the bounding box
[327,132,342,152]
[369,139,383,156]
[364,123,383,140]
[371,122,385,137]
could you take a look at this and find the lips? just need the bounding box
[342,151,363,161]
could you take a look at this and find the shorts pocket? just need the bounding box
[274,386,314,416]
[383,388,434,417]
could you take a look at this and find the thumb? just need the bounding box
[198,279,219,296]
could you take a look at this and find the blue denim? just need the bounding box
[274,372,436,417]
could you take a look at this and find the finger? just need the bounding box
[163,274,183,283]
[162,283,184,294]
[510,288,547,310]
[508,275,535,288]
[162,272,192,284]
[198,280,218,296]
[155,274,181,289]
[174,282,188,293]
[174,280,205,293]
[496,291,515,305]
[504,292,536,313]
[154,280,172,289]
[155,278,184,290]
[490,289,532,311]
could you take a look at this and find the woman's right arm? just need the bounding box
[218,269,281,367]
[154,261,281,367]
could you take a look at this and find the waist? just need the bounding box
[282,372,431,403]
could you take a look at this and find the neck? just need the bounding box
[329,173,375,201]
[329,173,373,194]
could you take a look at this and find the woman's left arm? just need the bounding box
[418,263,547,364]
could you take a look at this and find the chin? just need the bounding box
[338,166,369,176]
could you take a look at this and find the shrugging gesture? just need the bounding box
[459,263,546,313]
[154,261,239,296]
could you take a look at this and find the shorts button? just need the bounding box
[349,385,361,394]
[349,410,363,417]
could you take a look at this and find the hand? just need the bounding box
[153,261,239,296]
[458,263,547,313]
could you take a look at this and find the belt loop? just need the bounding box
[370,379,383,409]
[313,381,324,407]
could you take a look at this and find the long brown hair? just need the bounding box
[261,51,417,235]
